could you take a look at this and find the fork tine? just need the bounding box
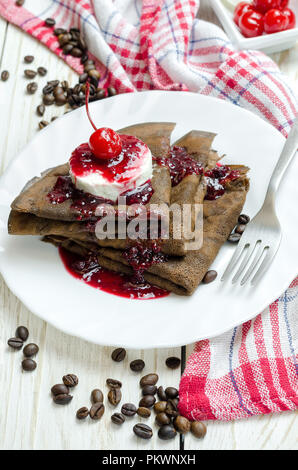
[231,242,258,284]
[221,239,248,281]
[251,247,276,285]
[240,243,265,286]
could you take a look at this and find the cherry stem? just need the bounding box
[85,81,97,132]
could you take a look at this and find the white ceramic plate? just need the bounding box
[0,91,297,349]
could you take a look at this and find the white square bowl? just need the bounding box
[210,0,298,53]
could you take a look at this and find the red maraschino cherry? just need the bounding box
[85,82,122,160]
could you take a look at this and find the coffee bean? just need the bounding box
[90,402,105,420]
[202,270,217,284]
[81,54,88,64]
[238,214,250,225]
[58,33,72,47]
[55,94,67,106]
[43,94,55,105]
[228,232,241,243]
[43,84,54,94]
[62,44,73,55]
[108,388,122,406]
[84,64,96,74]
[107,86,117,97]
[111,413,125,425]
[165,399,178,418]
[165,356,181,369]
[157,386,167,401]
[130,359,145,372]
[48,80,60,88]
[76,407,89,420]
[8,337,23,349]
[15,0,25,6]
[165,387,179,399]
[78,35,87,51]
[121,403,137,417]
[79,73,89,84]
[61,80,69,90]
[91,389,103,404]
[15,326,29,342]
[155,412,171,426]
[51,116,58,121]
[137,407,151,418]
[36,104,45,116]
[139,395,156,408]
[158,425,177,440]
[140,373,158,387]
[142,385,157,396]
[51,384,69,396]
[1,70,9,81]
[62,374,78,387]
[88,69,100,80]
[154,401,167,413]
[23,343,39,357]
[24,55,34,63]
[38,120,49,130]
[27,82,38,94]
[45,18,55,27]
[24,69,37,79]
[190,421,207,438]
[111,348,126,362]
[133,423,153,439]
[71,48,83,58]
[174,415,190,434]
[95,89,106,100]
[53,86,64,97]
[106,378,122,389]
[54,28,67,36]
[37,66,47,76]
[53,393,73,405]
[22,358,37,371]
[235,224,246,235]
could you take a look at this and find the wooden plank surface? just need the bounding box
[0,0,297,450]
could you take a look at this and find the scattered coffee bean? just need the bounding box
[155,412,171,426]
[8,337,23,349]
[54,28,67,36]
[24,55,34,64]
[235,224,246,235]
[37,66,47,76]
[23,343,39,357]
[140,373,158,387]
[139,395,156,408]
[111,348,126,362]
[191,421,207,438]
[48,79,59,87]
[238,214,250,225]
[15,0,25,6]
[22,358,37,372]
[165,399,179,418]
[157,386,167,401]
[1,70,9,81]
[51,116,58,121]
[96,89,106,100]
[228,232,241,243]
[71,47,83,58]
[45,18,56,27]
[76,407,89,420]
[63,374,78,387]
[38,120,49,130]
[63,44,73,55]
[111,413,125,425]
[137,407,151,418]
[133,423,153,439]
[165,356,181,369]
[42,84,54,94]
[36,104,45,116]
[88,69,100,80]
[154,401,167,413]
[27,82,38,94]
[121,403,137,417]
[107,86,117,97]
[108,388,122,406]
[90,402,105,420]
[106,378,122,389]
[91,389,104,404]
[51,384,69,396]
[142,385,157,396]
[43,94,55,105]
[15,326,29,342]
[130,359,145,372]
[202,270,218,284]
[165,387,179,399]
[174,415,190,434]
[53,393,73,405]
[24,69,37,79]
[158,424,177,440]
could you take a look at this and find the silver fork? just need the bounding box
[221,115,298,286]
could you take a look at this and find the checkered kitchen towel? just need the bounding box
[1,0,297,420]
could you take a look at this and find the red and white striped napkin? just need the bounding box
[1,0,297,421]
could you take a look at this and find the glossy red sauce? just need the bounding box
[155,146,204,186]
[205,165,240,200]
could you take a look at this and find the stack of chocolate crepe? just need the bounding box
[8,123,249,295]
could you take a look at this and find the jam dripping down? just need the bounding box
[122,241,167,284]
[155,146,204,186]
[59,247,169,300]
[204,165,240,200]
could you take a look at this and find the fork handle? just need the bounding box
[265,115,298,204]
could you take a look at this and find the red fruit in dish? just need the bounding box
[252,0,281,14]
[282,8,296,29]
[264,8,289,33]
[89,127,122,160]
[233,2,254,26]
[239,10,264,37]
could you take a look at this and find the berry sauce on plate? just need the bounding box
[155,146,204,186]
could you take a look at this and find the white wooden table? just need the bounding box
[0,2,297,450]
